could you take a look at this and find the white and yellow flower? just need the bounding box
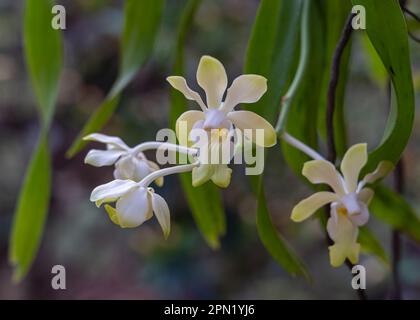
[291,143,393,267]
[167,55,276,187]
[90,179,170,237]
[83,133,163,186]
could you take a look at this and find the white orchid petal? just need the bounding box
[340,193,361,215]
[90,179,138,207]
[83,133,129,150]
[221,74,267,112]
[327,213,360,267]
[151,192,171,239]
[210,164,232,188]
[291,191,338,222]
[196,55,227,108]
[115,187,152,228]
[192,164,215,187]
[227,110,276,147]
[84,149,125,167]
[302,160,346,196]
[176,110,206,145]
[341,143,368,193]
[166,76,207,111]
[113,155,135,180]
[362,160,394,185]
[349,202,370,226]
[203,109,228,129]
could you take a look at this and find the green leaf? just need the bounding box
[9,0,63,281]
[180,174,225,248]
[370,185,420,242]
[67,0,164,157]
[168,0,225,248]
[244,0,302,122]
[358,226,389,265]
[281,0,325,175]
[352,0,415,173]
[24,0,63,126]
[257,184,310,279]
[244,0,309,279]
[10,134,51,281]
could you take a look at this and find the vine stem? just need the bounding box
[324,11,367,300]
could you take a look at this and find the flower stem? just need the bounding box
[275,0,310,133]
[139,161,200,187]
[132,141,198,156]
[282,132,324,161]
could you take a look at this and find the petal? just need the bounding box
[131,157,154,182]
[340,143,367,193]
[113,155,135,180]
[176,110,206,145]
[211,164,232,188]
[349,202,369,226]
[147,161,164,187]
[196,55,227,108]
[340,192,361,215]
[90,179,138,207]
[291,191,338,222]
[84,149,125,167]
[104,204,120,226]
[166,76,206,111]
[358,187,374,205]
[203,109,228,129]
[115,187,153,228]
[221,75,267,112]
[362,160,394,185]
[302,160,346,196]
[192,164,215,187]
[151,191,171,239]
[83,133,129,150]
[327,213,360,267]
[227,111,276,147]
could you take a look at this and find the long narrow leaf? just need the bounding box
[352,0,415,173]
[9,0,63,282]
[67,0,164,157]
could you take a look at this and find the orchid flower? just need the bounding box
[290,143,394,267]
[89,162,199,237]
[167,55,277,187]
[83,133,163,186]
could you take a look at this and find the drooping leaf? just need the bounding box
[168,0,225,248]
[257,184,310,280]
[67,0,164,157]
[23,0,63,127]
[282,0,324,175]
[10,134,51,281]
[244,0,309,279]
[244,0,302,122]
[352,0,415,174]
[9,0,63,281]
[370,185,420,242]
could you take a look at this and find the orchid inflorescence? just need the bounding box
[84,55,394,268]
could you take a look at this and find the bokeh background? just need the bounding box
[0,0,420,299]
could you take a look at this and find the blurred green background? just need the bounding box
[0,0,420,299]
